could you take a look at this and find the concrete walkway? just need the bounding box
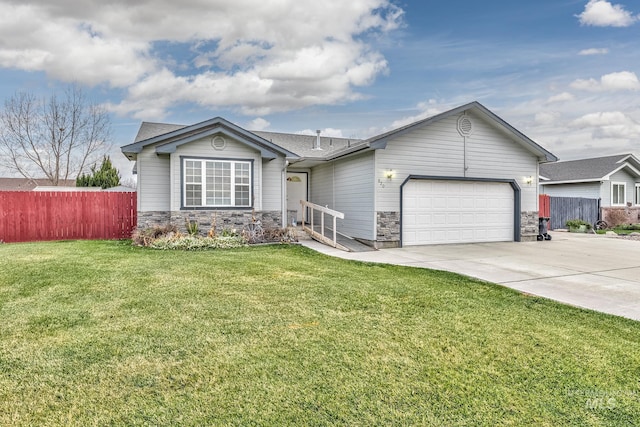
[299,232,640,321]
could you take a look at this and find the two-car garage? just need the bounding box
[402,178,517,246]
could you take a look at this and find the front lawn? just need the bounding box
[1,240,638,425]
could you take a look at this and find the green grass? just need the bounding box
[596,229,636,235]
[1,240,639,426]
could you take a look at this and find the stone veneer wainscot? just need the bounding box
[137,210,283,235]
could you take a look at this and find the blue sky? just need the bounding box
[0,0,639,180]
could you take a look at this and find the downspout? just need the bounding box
[463,135,467,177]
[536,161,540,212]
[332,162,336,208]
[281,160,289,227]
[457,110,471,177]
[463,111,468,177]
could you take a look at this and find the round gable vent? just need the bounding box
[457,115,473,137]
[211,136,226,150]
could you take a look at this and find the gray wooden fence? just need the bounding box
[549,196,600,230]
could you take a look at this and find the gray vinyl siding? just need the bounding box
[170,136,263,211]
[601,181,611,207]
[375,110,539,211]
[606,170,640,207]
[310,152,375,240]
[137,147,170,211]
[262,157,285,212]
[540,182,601,199]
[310,163,334,209]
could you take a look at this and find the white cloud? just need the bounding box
[600,71,640,90]
[247,118,270,131]
[572,111,628,127]
[570,111,640,139]
[487,82,640,162]
[570,71,640,92]
[0,3,153,87]
[389,100,444,129]
[535,112,560,125]
[593,126,640,139]
[547,92,574,103]
[578,48,609,56]
[0,0,404,119]
[577,0,638,27]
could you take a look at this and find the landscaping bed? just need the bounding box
[594,223,640,240]
[132,222,298,249]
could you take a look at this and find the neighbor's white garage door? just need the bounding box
[402,180,514,246]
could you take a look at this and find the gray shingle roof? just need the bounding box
[122,118,299,160]
[134,122,187,142]
[128,122,364,159]
[539,154,640,182]
[252,131,363,158]
[123,101,557,163]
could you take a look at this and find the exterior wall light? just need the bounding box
[524,176,533,185]
[385,169,394,180]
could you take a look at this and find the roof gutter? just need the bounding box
[325,142,373,161]
[540,178,604,185]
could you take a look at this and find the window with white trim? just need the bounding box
[635,183,640,206]
[612,182,626,206]
[183,159,252,208]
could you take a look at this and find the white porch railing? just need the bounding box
[300,200,348,251]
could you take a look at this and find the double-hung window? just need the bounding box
[635,183,640,206]
[184,159,252,208]
[611,182,626,206]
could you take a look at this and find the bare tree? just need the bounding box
[0,85,111,185]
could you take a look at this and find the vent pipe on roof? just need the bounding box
[313,130,322,150]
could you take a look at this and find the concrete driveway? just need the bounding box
[301,232,640,321]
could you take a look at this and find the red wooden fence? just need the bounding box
[0,191,137,243]
[539,193,551,227]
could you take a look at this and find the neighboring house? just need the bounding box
[121,101,557,247]
[32,185,136,192]
[103,185,136,192]
[540,153,640,225]
[33,186,102,191]
[0,178,76,191]
[0,178,131,192]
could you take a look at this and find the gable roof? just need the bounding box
[134,122,186,142]
[252,131,363,159]
[125,123,363,160]
[540,153,640,184]
[363,101,557,162]
[120,101,557,165]
[121,117,298,160]
[259,101,559,164]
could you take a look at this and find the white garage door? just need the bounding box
[402,179,514,246]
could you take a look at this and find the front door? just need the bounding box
[286,172,308,224]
